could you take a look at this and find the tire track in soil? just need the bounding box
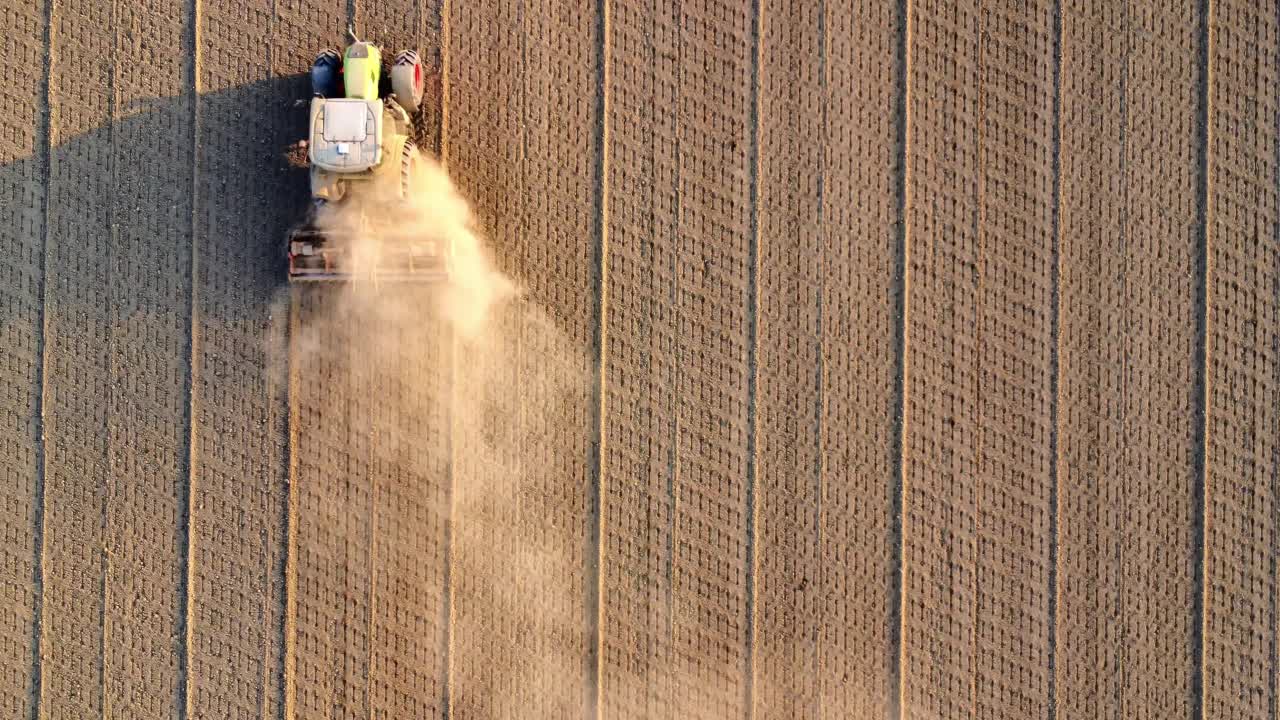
[1192,4,1210,716]
[32,0,197,716]
[440,1,524,715]
[32,0,113,714]
[753,1,905,717]
[592,1,611,714]
[182,0,201,715]
[1201,1,1280,717]
[899,1,1059,718]
[444,0,604,714]
[345,4,453,716]
[1054,2,1208,718]
[187,0,328,714]
[890,1,909,717]
[599,1,757,718]
[0,0,52,717]
[1046,1,1064,717]
[279,7,362,718]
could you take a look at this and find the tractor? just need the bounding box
[285,25,450,282]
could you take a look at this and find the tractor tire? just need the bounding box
[400,141,419,202]
[310,49,342,97]
[390,50,425,114]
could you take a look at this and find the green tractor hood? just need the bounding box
[343,41,382,101]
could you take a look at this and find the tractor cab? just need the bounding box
[305,29,389,174]
[307,97,384,173]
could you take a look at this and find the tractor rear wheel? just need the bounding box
[400,141,419,202]
[390,50,425,114]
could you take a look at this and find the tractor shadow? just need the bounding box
[0,66,592,423]
[0,74,316,334]
[0,69,452,336]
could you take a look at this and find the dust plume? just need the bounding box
[287,145,597,716]
[307,148,520,339]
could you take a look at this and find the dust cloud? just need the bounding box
[305,148,520,339]
[286,146,597,716]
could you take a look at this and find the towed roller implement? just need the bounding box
[287,222,451,283]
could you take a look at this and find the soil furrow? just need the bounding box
[1046,0,1064,716]
[1191,1,1211,715]
[34,1,116,714]
[0,0,53,716]
[591,2,613,715]
[181,0,202,715]
[890,1,910,717]
[899,1,1059,718]
[284,288,301,720]
[752,0,905,718]
[1054,2,1208,717]
[743,0,763,713]
[1200,1,1280,718]
[186,0,331,715]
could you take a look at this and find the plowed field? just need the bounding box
[2,1,1278,718]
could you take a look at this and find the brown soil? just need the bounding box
[0,0,1276,718]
